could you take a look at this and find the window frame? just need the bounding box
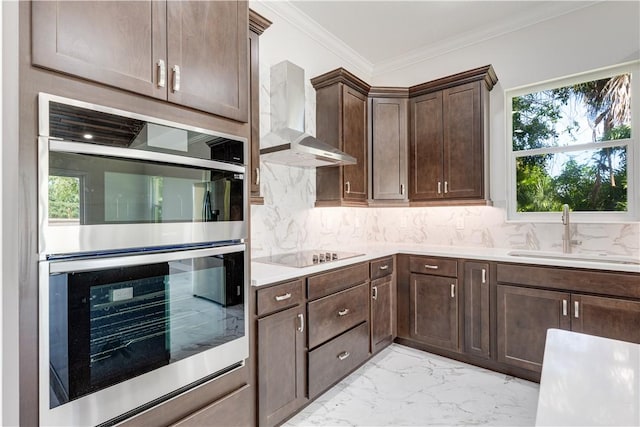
[506,61,640,223]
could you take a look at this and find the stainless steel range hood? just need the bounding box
[260,61,356,167]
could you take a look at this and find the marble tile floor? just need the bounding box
[284,344,539,427]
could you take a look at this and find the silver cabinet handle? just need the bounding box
[345,181,351,194]
[379,265,389,271]
[297,313,304,332]
[562,299,568,316]
[372,286,378,300]
[255,167,260,185]
[574,301,579,318]
[338,308,350,317]
[337,351,350,361]
[481,269,487,284]
[157,59,166,88]
[400,184,405,195]
[451,284,455,298]
[437,181,442,194]
[274,292,291,302]
[172,65,181,92]
[424,264,439,270]
[444,181,449,194]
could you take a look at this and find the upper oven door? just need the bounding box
[38,94,248,257]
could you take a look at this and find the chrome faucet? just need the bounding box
[561,204,581,253]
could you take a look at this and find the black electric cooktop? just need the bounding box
[253,250,364,268]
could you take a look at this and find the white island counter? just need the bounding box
[536,329,640,426]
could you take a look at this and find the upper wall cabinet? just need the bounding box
[32,1,249,122]
[409,66,497,205]
[369,89,409,204]
[312,69,370,207]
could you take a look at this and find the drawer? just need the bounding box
[171,384,251,427]
[257,279,304,317]
[409,256,457,277]
[308,282,369,349]
[307,262,369,300]
[308,322,369,398]
[370,256,393,280]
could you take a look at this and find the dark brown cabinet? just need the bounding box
[497,263,640,373]
[257,281,307,427]
[464,262,490,359]
[32,1,249,122]
[312,69,370,207]
[409,66,497,205]
[371,276,393,353]
[496,285,570,372]
[369,92,409,203]
[170,385,252,427]
[306,263,370,398]
[249,10,271,203]
[410,273,460,351]
[370,256,395,354]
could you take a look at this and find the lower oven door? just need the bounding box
[39,243,247,426]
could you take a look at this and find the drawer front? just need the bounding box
[257,279,304,317]
[308,282,369,349]
[308,322,369,398]
[307,262,369,300]
[409,256,457,277]
[370,257,394,280]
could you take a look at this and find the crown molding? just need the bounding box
[254,0,374,79]
[372,1,601,78]
[310,67,371,96]
[249,8,272,35]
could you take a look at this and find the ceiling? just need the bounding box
[287,1,598,68]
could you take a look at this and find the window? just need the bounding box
[507,61,639,222]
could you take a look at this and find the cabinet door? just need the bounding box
[167,1,249,122]
[409,91,443,201]
[342,85,368,202]
[258,306,306,427]
[442,81,483,199]
[571,294,640,344]
[371,98,408,200]
[409,273,459,351]
[371,276,393,353]
[32,1,167,99]
[464,262,490,359]
[497,285,570,372]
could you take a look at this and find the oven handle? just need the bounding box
[48,243,246,274]
[49,139,245,174]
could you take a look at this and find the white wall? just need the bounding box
[250,1,639,259]
[1,1,20,424]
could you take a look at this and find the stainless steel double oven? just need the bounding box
[37,94,249,426]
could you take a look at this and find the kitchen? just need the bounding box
[1,1,640,426]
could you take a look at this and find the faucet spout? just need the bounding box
[562,204,571,254]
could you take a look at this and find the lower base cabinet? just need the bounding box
[371,276,393,353]
[171,384,253,427]
[497,284,640,373]
[410,273,459,351]
[308,322,370,398]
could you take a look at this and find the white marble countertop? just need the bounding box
[251,243,640,287]
[535,329,640,426]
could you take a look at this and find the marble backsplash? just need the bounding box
[250,163,640,259]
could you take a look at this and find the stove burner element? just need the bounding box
[253,250,363,268]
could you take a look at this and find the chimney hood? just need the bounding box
[260,61,356,167]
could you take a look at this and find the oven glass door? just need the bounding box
[41,244,247,426]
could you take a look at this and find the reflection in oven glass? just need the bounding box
[48,251,244,408]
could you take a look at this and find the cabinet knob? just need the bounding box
[345,181,351,194]
[574,301,579,318]
[379,265,389,271]
[424,264,439,270]
[157,59,166,88]
[481,269,487,284]
[337,351,350,361]
[372,286,378,300]
[562,299,568,316]
[172,65,181,92]
[297,313,304,332]
[255,167,260,185]
[450,284,455,298]
[274,292,291,302]
[437,181,442,194]
[400,184,405,196]
[444,181,449,194]
[338,308,350,317]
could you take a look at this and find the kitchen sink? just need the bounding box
[507,250,640,265]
